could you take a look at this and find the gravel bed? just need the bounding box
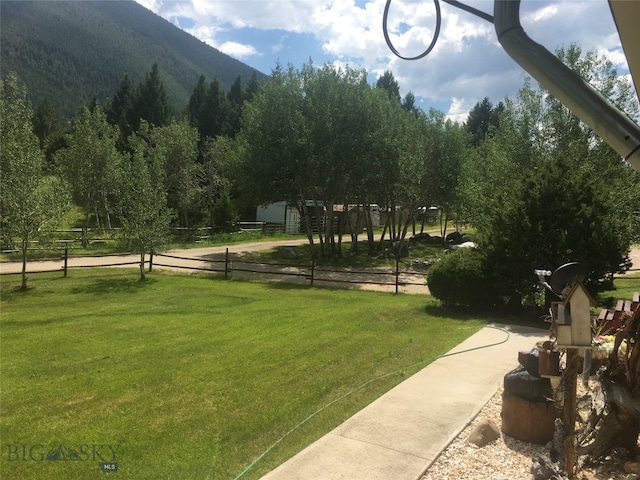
[421,384,632,480]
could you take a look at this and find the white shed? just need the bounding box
[256,202,301,234]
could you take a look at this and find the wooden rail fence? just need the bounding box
[2,247,427,294]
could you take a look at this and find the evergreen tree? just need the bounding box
[465,97,503,147]
[479,156,631,303]
[135,63,171,130]
[401,91,417,113]
[187,75,207,131]
[201,77,231,138]
[106,74,136,149]
[375,70,401,102]
[227,75,244,136]
[462,45,640,306]
[32,95,65,165]
[244,70,261,102]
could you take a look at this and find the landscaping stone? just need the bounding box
[467,418,500,447]
[279,246,299,259]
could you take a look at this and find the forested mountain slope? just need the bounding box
[0,0,266,118]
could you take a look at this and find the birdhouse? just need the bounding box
[551,281,595,347]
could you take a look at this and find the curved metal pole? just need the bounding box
[494,0,640,171]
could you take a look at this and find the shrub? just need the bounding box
[427,248,496,307]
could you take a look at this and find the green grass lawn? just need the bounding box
[0,269,487,480]
[598,273,640,308]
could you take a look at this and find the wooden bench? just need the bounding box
[597,292,639,334]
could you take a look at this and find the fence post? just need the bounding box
[149,249,154,272]
[310,258,315,286]
[225,248,229,279]
[395,254,399,294]
[63,245,68,278]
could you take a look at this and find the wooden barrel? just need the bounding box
[501,390,558,444]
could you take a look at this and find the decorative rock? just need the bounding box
[579,471,600,480]
[625,462,640,474]
[529,456,565,480]
[467,418,500,447]
[411,259,436,272]
[429,235,442,245]
[410,233,431,243]
[279,246,299,259]
[392,241,409,258]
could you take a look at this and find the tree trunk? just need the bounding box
[378,214,390,251]
[20,236,28,290]
[324,200,334,258]
[345,203,358,255]
[577,382,640,460]
[300,202,316,259]
[83,206,90,248]
[364,203,375,253]
[139,248,146,281]
[102,191,113,230]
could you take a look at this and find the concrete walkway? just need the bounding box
[261,324,548,480]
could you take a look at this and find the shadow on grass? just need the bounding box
[70,276,156,296]
[424,303,547,329]
[1,313,90,328]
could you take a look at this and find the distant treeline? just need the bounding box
[0,0,267,118]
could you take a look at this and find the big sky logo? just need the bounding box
[6,443,120,462]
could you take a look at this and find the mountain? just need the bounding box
[0,0,267,119]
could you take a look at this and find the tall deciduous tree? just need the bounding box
[55,105,123,241]
[238,63,310,209]
[0,73,69,289]
[419,109,469,238]
[239,62,410,257]
[201,136,237,230]
[116,122,174,280]
[149,120,201,228]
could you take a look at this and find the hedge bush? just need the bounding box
[427,248,496,307]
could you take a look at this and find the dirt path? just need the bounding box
[0,239,310,275]
[0,239,431,295]
[3,241,638,295]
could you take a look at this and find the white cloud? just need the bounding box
[217,41,261,59]
[135,0,630,122]
[447,97,473,124]
[271,35,289,54]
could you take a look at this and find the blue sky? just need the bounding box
[134,0,631,122]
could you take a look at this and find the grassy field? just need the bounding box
[3,267,637,480]
[0,269,488,480]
